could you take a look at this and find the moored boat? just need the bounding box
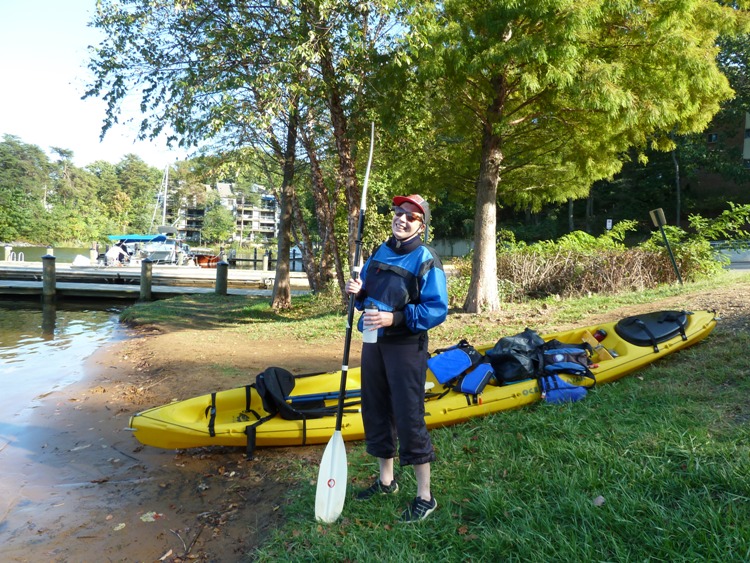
[189,247,222,268]
[129,309,717,452]
[107,233,190,265]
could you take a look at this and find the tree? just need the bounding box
[416,0,747,312]
[86,0,413,308]
[0,135,51,241]
[115,155,162,233]
[201,204,236,244]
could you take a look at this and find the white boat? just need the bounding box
[106,232,190,265]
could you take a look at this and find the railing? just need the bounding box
[3,247,25,262]
[227,248,304,272]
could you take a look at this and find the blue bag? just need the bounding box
[539,374,589,404]
[543,345,591,374]
[428,340,483,384]
[456,362,495,395]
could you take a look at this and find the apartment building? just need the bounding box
[173,182,280,244]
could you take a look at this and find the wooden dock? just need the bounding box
[0,261,310,300]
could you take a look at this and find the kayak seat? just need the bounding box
[614,310,689,352]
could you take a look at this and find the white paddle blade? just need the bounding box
[315,431,348,523]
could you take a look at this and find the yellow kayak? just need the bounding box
[129,309,717,452]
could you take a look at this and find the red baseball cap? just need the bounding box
[392,194,428,217]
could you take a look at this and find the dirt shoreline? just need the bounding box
[2,275,749,561]
[1,330,354,562]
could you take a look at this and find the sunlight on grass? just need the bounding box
[118,272,750,562]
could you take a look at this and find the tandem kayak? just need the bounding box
[129,309,717,452]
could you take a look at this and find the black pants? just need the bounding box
[360,335,436,466]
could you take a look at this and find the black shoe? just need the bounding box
[400,495,437,522]
[355,478,399,500]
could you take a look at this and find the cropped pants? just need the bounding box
[360,334,436,466]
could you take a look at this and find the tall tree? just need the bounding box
[416,0,747,312]
[86,0,412,307]
[0,135,51,242]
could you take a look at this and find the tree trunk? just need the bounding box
[672,148,681,228]
[309,5,359,282]
[290,191,318,289]
[271,106,298,310]
[464,85,502,313]
[299,119,340,292]
[568,198,574,232]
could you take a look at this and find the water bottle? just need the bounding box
[593,329,607,342]
[362,305,378,344]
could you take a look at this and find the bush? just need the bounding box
[446,208,745,306]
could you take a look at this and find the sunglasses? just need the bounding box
[392,206,424,223]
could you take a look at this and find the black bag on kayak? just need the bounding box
[485,328,545,383]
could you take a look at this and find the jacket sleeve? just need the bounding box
[353,256,372,312]
[403,252,448,332]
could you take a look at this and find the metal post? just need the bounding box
[215,260,228,295]
[262,251,269,271]
[650,208,683,285]
[42,254,56,304]
[4,245,11,261]
[140,258,153,301]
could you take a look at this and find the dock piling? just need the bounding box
[140,258,153,301]
[42,254,56,304]
[215,261,228,295]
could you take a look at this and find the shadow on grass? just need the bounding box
[120,293,342,334]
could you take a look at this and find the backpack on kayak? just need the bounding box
[538,340,595,403]
[427,340,483,385]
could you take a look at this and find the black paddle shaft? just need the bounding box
[335,207,366,430]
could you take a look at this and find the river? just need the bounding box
[0,299,125,422]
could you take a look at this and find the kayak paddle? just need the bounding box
[315,122,375,523]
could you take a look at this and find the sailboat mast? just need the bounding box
[161,166,169,226]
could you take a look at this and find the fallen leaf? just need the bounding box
[140,511,164,522]
[159,549,173,561]
[114,523,126,531]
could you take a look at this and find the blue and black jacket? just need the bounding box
[355,234,448,341]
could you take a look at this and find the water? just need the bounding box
[0,300,125,420]
[3,246,91,263]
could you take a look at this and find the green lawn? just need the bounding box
[122,271,750,562]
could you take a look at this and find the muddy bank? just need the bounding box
[0,332,351,562]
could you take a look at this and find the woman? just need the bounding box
[346,194,448,523]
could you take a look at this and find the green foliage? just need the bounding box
[688,202,750,246]
[0,134,165,244]
[201,205,236,244]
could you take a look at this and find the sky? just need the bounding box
[0,0,187,169]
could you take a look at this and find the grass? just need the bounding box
[120,270,750,562]
[250,331,750,562]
